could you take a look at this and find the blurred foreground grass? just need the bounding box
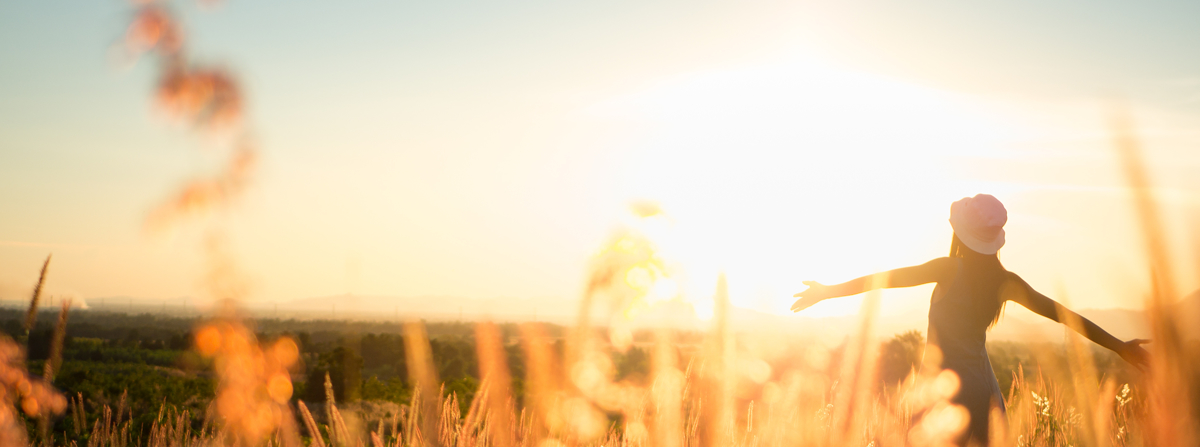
[0,308,1175,446]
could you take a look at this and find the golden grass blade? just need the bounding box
[116,389,127,428]
[700,274,734,447]
[1110,107,1179,309]
[389,408,400,446]
[24,254,52,336]
[517,322,557,442]
[832,280,884,445]
[1110,105,1196,446]
[72,392,85,435]
[324,371,355,446]
[987,402,1013,447]
[332,404,351,447]
[1094,378,1118,447]
[325,372,340,445]
[652,328,683,447]
[35,298,71,443]
[1055,286,1103,447]
[42,299,70,383]
[438,391,460,446]
[475,321,514,447]
[405,389,421,447]
[298,401,328,447]
[403,321,442,447]
[277,402,303,447]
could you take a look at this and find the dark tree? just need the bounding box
[878,330,925,389]
[303,346,364,403]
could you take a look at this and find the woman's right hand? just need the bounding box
[791,281,831,313]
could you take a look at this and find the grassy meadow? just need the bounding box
[0,275,1187,447]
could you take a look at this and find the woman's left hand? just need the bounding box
[1117,339,1151,371]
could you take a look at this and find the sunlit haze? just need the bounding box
[2,1,1199,324]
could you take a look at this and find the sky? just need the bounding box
[1,0,1199,320]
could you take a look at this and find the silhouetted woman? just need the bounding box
[790,194,1149,446]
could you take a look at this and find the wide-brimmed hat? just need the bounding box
[949,194,1007,255]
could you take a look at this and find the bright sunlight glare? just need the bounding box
[589,55,1019,318]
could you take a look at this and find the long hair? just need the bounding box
[949,234,1009,328]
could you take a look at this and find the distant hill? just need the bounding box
[34,288,1197,345]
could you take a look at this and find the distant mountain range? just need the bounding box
[14,289,1195,343]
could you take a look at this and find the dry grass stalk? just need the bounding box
[115,390,127,432]
[474,321,515,447]
[24,254,52,335]
[147,405,196,447]
[1110,106,1197,446]
[438,391,460,446]
[42,299,71,383]
[332,407,352,447]
[35,299,71,444]
[298,401,327,447]
[71,392,85,436]
[373,419,387,446]
[1055,288,1104,447]
[651,328,683,447]
[471,384,501,445]
[404,389,423,447]
[831,280,885,445]
[1092,379,1119,447]
[323,372,354,447]
[324,373,342,446]
[701,274,735,447]
[403,322,442,447]
[86,403,131,447]
[391,410,401,444]
[517,323,559,441]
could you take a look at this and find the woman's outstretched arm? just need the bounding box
[1006,273,1150,369]
[790,257,957,312]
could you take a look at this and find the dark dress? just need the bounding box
[926,258,1006,445]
